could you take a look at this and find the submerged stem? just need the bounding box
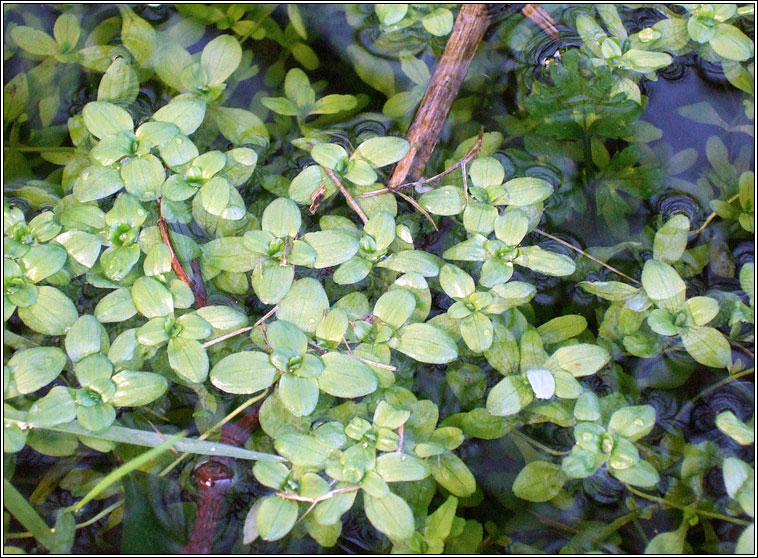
[625,485,751,526]
[533,228,641,285]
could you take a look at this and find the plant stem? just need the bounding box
[202,305,278,348]
[157,197,207,307]
[276,485,360,504]
[322,166,368,224]
[674,367,754,423]
[625,485,751,526]
[512,429,569,456]
[533,228,641,285]
[3,146,76,152]
[695,194,740,235]
[359,129,484,198]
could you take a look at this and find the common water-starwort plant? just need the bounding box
[3,4,754,554]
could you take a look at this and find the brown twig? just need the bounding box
[157,197,208,307]
[387,4,491,188]
[202,305,278,348]
[694,193,740,235]
[532,228,641,285]
[359,129,484,198]
[322,166,368,224]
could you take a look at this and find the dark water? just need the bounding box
[3,4,754,554]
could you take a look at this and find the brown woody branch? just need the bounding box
[157,197,208,307]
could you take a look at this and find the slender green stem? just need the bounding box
[68,432,185,512]
[695,193,740,235]
[5,499,126,539]
[159,388,270,477]
[674,368,754,423]
[3,479,56,550]
[626,485,751,526]
[533,228,640,284]
[3,146,76,152]
[512,429,569,457]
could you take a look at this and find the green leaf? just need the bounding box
[374,289,416,329]
[462,202,498,235]
[26,386,77,428]
[82,101,133,139]
[421,8,454,36]
[274,432,331,467]
[710,23,754,61]
[98,57,139,105]
[262,198,301,238]
[396,323,458,364]
[111,371,168,407]
[213,107,269,147]
[428,451,476,497]
[18,286,77,335]
[736,524,754,555]
[167,337,209,384]
[486,376,533,416]
[686,296,719,326]
[715,411,754,445]
[304,230,359,268]
[9,347,67,394]
[261,96,299,116]
[278,374,319,417]
[579,281,639,301]
[537,315,587,345]
[10,26,59,56]
[545,344,610,377]
[353,137,410,168]
[439,264,475,300]
[680,326,731,368]
[251,261,295,305]
[469,157,504,188]
[203,237,255,272]
[284,68,315,108]
[20,244,67,283]
[608,405,656,441]
[65,315,104,362]
[333,256,372,285]
[641,259,686,311]
[515,246,576,276]
[419,186,464,216]
[653,214,690,263]
[120,154,165,201]
[460,312,493,353]
[312,94,358,115]
[376,250,441,277]
[152,94,206,136]
[94,288,137,323]
[255,495,299,541]
[364,492,415,541]
[513,461,566,502]
[201,34,241,85]
[347,44,395,98]
[318,353,377,398]
[376,4,407,25]
[277,277,329,333]
[612,459,659,488]
[130,277,174,318]
[495,208,529,246]
[120,7,156,65]
[621,49,672,72]
[210,351,277,394]
[198,176,230,215]
[503,177,553,206]
[644,521,687,554]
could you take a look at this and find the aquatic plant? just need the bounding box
[3,4,754,554]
